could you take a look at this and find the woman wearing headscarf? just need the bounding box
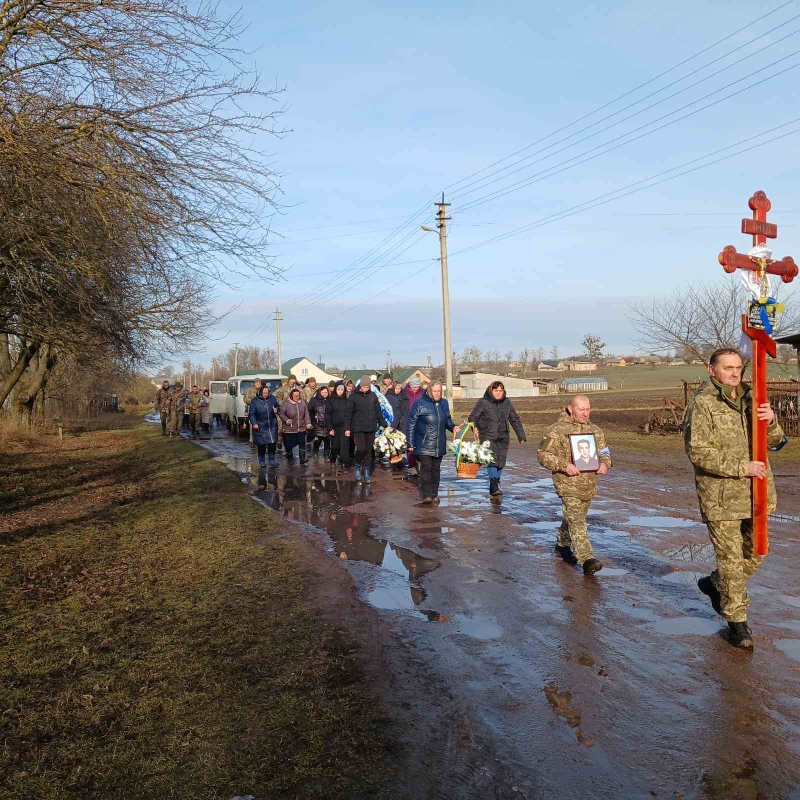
[307,385,331,456]
[403,377,425,476]
[407,382,461,504]
[326,381,353,470]
[350,375,385,484]
[249,385,281,467]
[279,387,312,465]
[468,381,526,497]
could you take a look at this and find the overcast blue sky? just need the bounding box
[194,0,800,370]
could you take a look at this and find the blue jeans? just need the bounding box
[487,465,503,479]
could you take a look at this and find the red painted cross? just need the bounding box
[717,190,796,555]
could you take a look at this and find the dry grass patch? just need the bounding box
[1,421,392,799]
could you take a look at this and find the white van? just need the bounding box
[224,374,285,435]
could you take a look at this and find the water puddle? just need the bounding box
[598,568,629,577]
[661,570,705,586]
[250,473,443,621]
[769,512,800,524]
[454,612,503,640]
[780,595,800,609]
[663,541,715,562]
[625,515,696,529]
[775,640,800,661]
[649,617,722,636]
[410,525,455,535]
[213,454,256,475]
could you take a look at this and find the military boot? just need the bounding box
[697,576,722,615]
[582,558,603,575]
[555,545,578,565]
[727,621,754,649]
[489,478,501,497]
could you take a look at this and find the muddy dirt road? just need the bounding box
[183,424,800,799]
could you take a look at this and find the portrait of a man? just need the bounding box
[570,434,599,472]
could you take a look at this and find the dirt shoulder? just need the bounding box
[0,419,394,800]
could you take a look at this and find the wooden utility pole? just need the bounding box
[274,309,283,375]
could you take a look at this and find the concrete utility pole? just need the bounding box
[386,349,391,374]
[274,309,283,375]
[422,194,453,401]
[233,342,239,376]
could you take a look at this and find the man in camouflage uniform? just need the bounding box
[167,381,188,437]
[275,375,297,404]
[684,348,786,649]
[154,380,171,435]
[187,385,203,436]
[301,377,318,403]
[538,394,612,575]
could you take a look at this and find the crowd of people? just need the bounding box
[155,348,787,650]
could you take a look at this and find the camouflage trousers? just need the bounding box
[188,412,201,434]
[556,497,594,564]
[159,411,168,434]
[168,410,181,435]
[707,519,764,623]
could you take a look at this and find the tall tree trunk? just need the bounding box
[0,339,40,408]
[13,344,56,425]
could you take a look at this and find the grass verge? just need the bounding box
[1,419,391,799]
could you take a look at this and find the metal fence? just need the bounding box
[683,380,799,437]
[43,394,118,420]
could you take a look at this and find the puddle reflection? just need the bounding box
[253,473,443,621]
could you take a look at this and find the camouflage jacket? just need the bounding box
[243,386,259,408]
[537,412,612,501]
[684,379,785,521]
[168,387,188,413]
[187,392,203,413]
[301,384,317,403]
[155,388,171,412]
[275,384,295,404]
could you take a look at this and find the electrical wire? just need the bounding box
[452,53,800,214]
[443,0,797,194]
[449,17,800,203]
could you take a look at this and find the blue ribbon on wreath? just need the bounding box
[756,297,783,335]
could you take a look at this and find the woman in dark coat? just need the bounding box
[468,381,526,497]
[279,387,312,465]
[407,382,462,504]
[384,381,410,469]
[249,385,281,467]
[307,386,330,456]
[325,381,353,470]
[349,376,385,484]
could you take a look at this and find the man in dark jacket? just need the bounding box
[407,383,462,503]
[468,381,526,497]
[326,381,354,469]
[350,376,385,483]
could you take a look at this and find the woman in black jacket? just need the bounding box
[468,381,526,497]
[349,376,385,484]
[307,386,330,456]
[384,381,410,435]
[325,381,353,470]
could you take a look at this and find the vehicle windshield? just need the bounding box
[240,380,253,395]
[210,383,226,394]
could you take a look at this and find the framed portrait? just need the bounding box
[569,433,599,473]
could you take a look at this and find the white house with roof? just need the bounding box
[281,357,339,385]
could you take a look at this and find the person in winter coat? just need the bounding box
[385,381,410,433]
[249,385,281,467]
[537,395,611,575]
[350,376,385,483]
[407,382,462,504]
[468,381,526,497]
[200,388,213,434]
[326,381,354,469]
[279,387,312,464]
[155,380,171,435]
[307,386,330,456]
[404,377,425,476]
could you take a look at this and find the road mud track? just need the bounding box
[185,425,800,799]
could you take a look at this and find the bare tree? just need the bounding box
[550,346,559,361]
[518,348,531,378]
[629,278,799,365]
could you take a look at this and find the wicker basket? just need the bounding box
[389,454,403,464]
[456,461,481,479]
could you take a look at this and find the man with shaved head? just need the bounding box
[537,394,612,574]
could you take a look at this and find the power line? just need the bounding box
[452,52,800,214]
[443,0,797,194]
[449,15,800,203]
[448,118,800,257]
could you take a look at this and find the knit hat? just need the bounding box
[360,374,371,387]
[289,374,297,381]
[408,377,421,388]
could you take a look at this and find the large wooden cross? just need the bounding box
[718,191,797,555]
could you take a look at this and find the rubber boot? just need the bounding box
[489,478,501,497]
[354,464,363,482]
[300,450,308,465]
[269,454,278,467]
[364,466,372,484]
[727,621,754,649]
[258,456,266,467]
[698,576,722,615]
